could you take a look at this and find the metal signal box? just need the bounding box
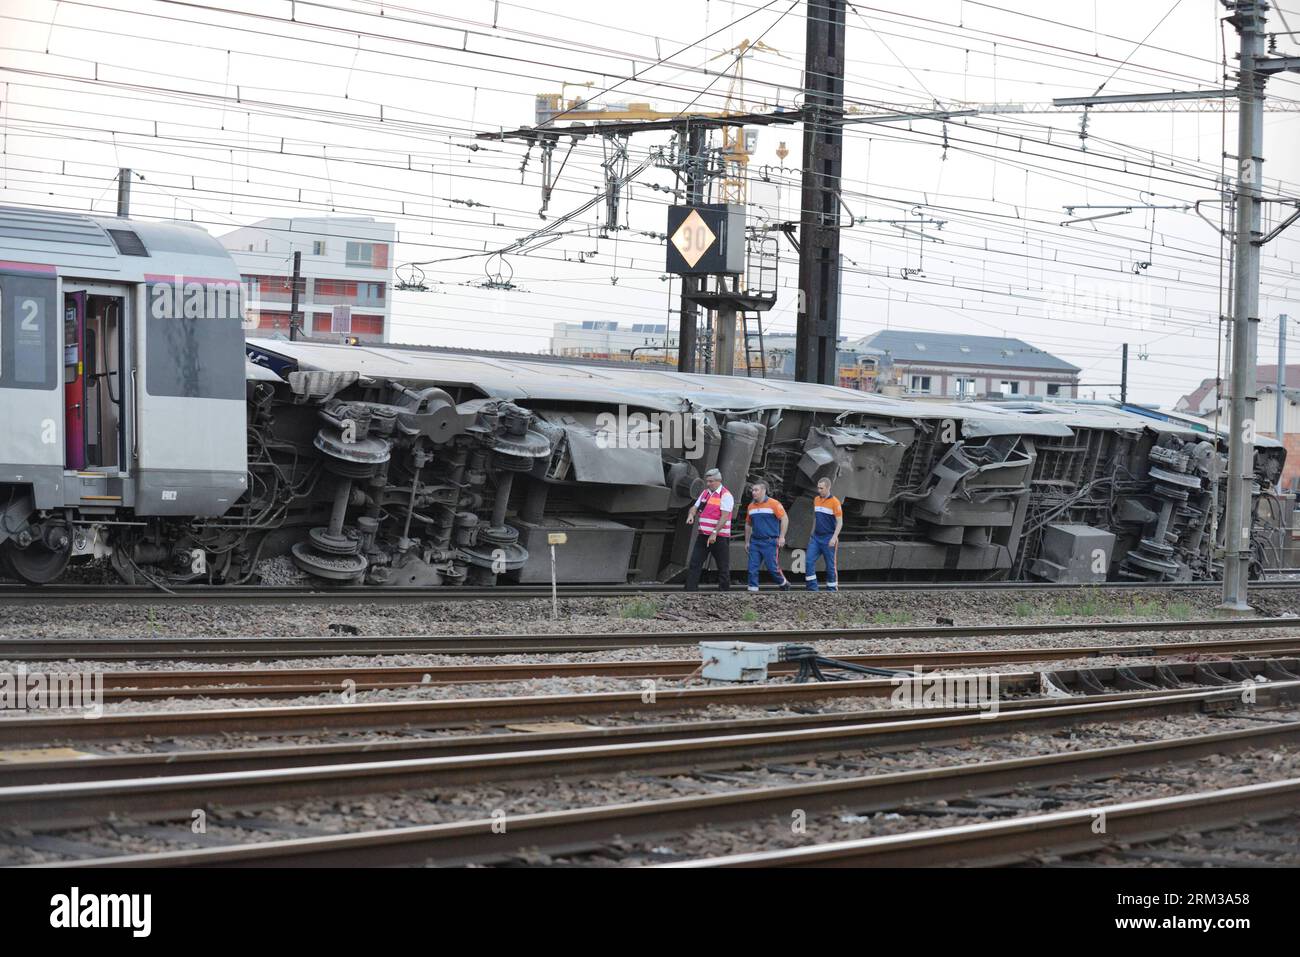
[699,640,778,682]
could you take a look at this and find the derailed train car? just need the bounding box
[0,204,1287,587]
[238,339,1286,588]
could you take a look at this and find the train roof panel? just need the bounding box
[245,341,1257,447]
[0,205,239,283]
[246,338,1071,435]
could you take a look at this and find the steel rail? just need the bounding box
[3,616,1297,661]
[3,682,1296,831]
[0,672,1044,747]
[51,635,1300,701]
[1,579,1297,605]
[667,777,1300,868]
[36,721,1300,868]
[0,686,1229,786]
[3,653,1296,749]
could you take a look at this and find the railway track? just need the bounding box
[0,671,1042,746]
[1062,815,1300,867]
[669,777,1300,868]
[2,578,1299,605]
[24,634,1300,702]
[3,615,1297,661]
[2,657,1289,748]
[0,688,1172,786]
[4,654,1297,747]
[11,672,1292,787]
[3,681,1297,832]
[23,712,1300,868]
[5,611,1299,869]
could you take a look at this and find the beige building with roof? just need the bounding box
[849,330,1081,399]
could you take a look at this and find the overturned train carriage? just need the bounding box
[0,204,1287,587]
[236,341,1285,588]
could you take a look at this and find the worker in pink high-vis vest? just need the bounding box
[684,468,734,591]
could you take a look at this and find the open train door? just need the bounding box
[63,290,86,470]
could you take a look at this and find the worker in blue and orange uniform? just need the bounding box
[805,475,843,591]
[684,468,734,591]
[744,481,790,592]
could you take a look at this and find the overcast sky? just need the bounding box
[2,0,1298,405]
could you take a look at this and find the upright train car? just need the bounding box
[0,206,247,582]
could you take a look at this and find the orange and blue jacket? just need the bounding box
[745,497,787,541]
[812,495,843,539]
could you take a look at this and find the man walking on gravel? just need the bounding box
[684,468,734,591]
[805,475,842,591]
[744,481,789,592]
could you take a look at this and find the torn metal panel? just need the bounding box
[914,436,1035,534]
[536,411,666,486]
[798,425,903,502]
[287,369,360,402]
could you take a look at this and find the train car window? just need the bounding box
[0,273,58,391]
[144,278,244,400]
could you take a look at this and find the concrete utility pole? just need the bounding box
[1059,4,1296,607]
[1277,313,1288,492]
[1120,343,1129,405]
[794,0,846,385]
[288,250,303,342]
[116,168,131,218]
[1221,0,1269,611]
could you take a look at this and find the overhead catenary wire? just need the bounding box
[2,0,1295,407]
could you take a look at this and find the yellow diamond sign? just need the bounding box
[671,208,717,269]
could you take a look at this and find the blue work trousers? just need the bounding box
[747,538,787,590]
[805,535,838,591]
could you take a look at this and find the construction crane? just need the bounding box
[534,39,784,206]
[710,40,786,205]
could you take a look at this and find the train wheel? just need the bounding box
[1,540,71,585]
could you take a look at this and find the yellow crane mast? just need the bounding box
[534,39,783,206]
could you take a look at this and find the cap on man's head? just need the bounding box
[704,468,723,480]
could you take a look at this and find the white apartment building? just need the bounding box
[220,216,396,343]
[551,320,676,360]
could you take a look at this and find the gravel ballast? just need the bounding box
[1,708,1293,866]
[2,586,1298,641]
